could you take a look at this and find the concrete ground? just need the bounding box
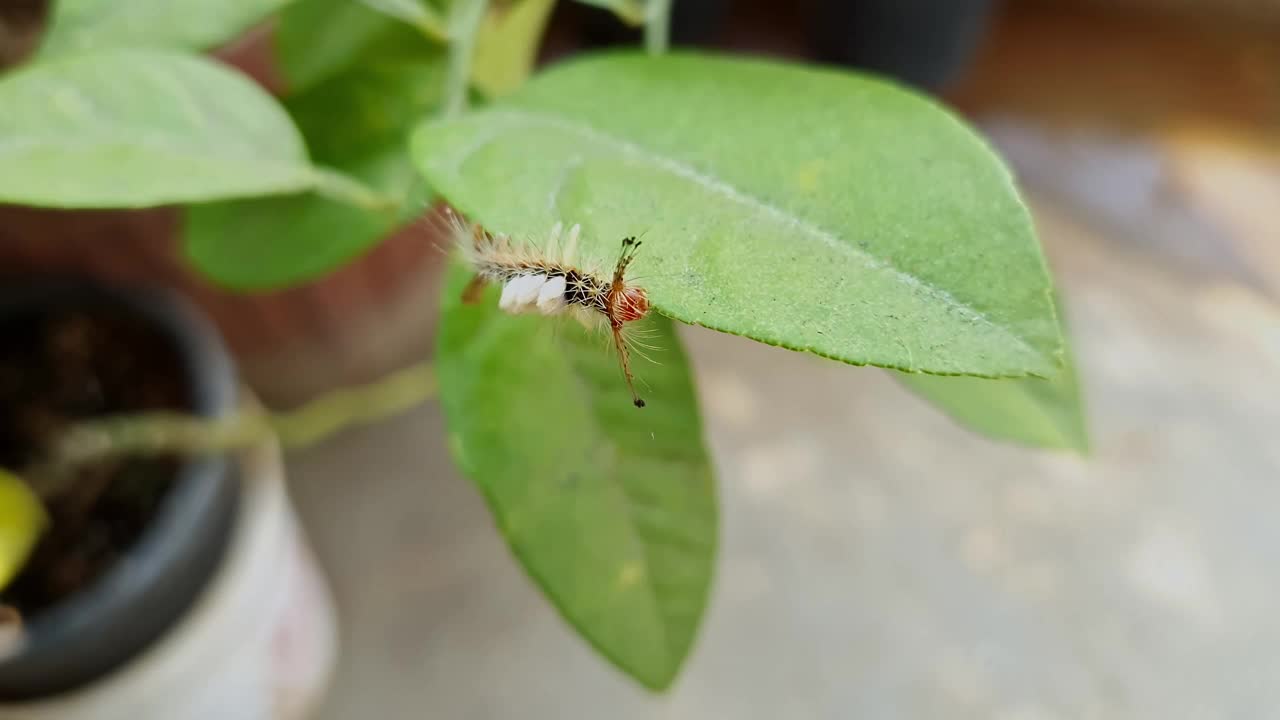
[287,5,1280,718]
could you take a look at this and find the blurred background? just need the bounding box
[6,0,1280,717]
[299,2,1280,717]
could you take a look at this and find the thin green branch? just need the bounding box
[645,0,672,55]
[28,362,438,498]
[271,360,438,447]
[444,0,490,117]
[310,167,402,213]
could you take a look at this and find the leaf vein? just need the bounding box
[460,109,1044,361]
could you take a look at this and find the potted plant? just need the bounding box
[0,0,1088,703]
[0,280,336,716]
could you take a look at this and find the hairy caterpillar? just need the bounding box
[446,209,653,408]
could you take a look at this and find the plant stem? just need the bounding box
[645,0,673,54]
[271,360,438,447]
[310,167,402,213]
[28,361,438,498]
[444,0,489,118]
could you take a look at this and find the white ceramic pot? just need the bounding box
[0,437,337,720]
[0,284,336,720]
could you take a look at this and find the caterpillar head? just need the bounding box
[614,286,650,324]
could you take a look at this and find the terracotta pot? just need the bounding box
[1059,0,1280,27]
[0,203,446,409]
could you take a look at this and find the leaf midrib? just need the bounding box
[444,108,1054,369]
[0,137,310,173]
[462,312,678,680]
[561,345,675,682]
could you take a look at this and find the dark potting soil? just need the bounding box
[0,302,190,618]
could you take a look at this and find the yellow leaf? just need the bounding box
[471,0,558,98]
[0,470,47,591]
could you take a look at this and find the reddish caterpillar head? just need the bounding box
[613,286,650,323]
[607,236,652,408]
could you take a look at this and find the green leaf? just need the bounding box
[574,0,646,25]
[275,0,441,92]
[0,49,315,208]
[896,299,1089,452]
[185,48,445,290]
[0,470,47,592]
[437,262,717,690]
[412,52,1064,380]
[37,0,290,58]
[471,0,558,98]
[285,45,446,161]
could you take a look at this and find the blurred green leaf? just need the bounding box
[37,0,290,58]
[0,470,47,592]
[275,0,441,92]
[185,47,445,290]
[437,263,717,690]
[413,52,1065,379]
[0,49,314,208]
[285,44,448,161]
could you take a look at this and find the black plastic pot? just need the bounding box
[0,281,241,701]
[574,0,995,93]
[809,0,997,91]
